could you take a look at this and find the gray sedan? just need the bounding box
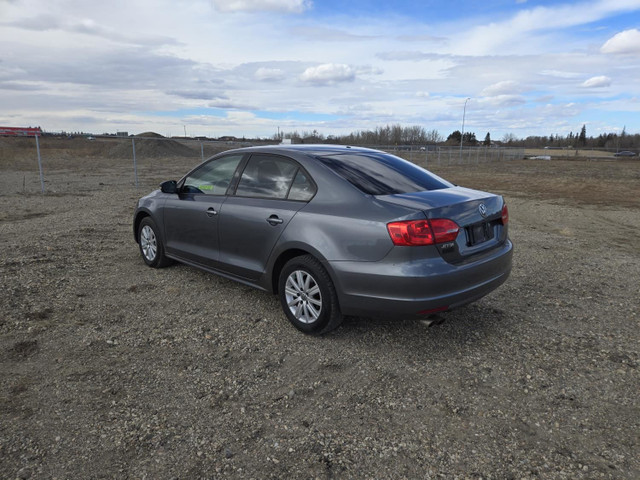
[133,145,512,334]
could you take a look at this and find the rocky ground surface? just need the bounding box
[1,146,639,479]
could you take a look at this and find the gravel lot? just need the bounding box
[1,142,639,479]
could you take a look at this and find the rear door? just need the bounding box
[217,154,316,280]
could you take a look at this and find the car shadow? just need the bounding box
[333,302,511,351]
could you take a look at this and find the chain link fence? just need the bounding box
[380,145,524,167]
[2,134,526,194]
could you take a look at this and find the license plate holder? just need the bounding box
[467,222,493,246]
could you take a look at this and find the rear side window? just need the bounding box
[288,170,315,201]
[316,152,453,195]
[235,154,316,201]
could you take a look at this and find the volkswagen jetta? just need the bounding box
[133,145,512,334]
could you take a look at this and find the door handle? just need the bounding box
[206,207,218,217]
[266,215,283,226]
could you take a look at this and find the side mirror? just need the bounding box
[160,180,178,194]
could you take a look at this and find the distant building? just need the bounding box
[116,131,129,137]
[0,126,43,137]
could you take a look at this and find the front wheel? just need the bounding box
[138,217,172,268]
[278,255,343,335]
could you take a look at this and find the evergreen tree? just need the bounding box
[579,125,587,146]
[484,132,491,146]
[462,132,477,145]
[447,130,462,143]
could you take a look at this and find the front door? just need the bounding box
[163,153,244,269]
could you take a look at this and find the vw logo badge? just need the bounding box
[479,203,488,218]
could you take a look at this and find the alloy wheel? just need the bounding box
[284,270,322,324]
[140,225,157,261]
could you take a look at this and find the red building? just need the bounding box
[0,126,43,137]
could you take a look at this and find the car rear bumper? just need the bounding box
[328,239,513,319]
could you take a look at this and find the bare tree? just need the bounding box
[502,132,518,144]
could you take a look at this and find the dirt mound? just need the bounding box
[135,132,164,138]
[107,137,198,158]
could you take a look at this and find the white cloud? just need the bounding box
[289,26,376,42]
[255,67,285,81]
[461,0,640,55]
[480,95,527,108]
[601,29,640,54]
[1,0,640,138]
[300,63,356,85]
[354,65,383,76]
[376,51,430,61]
[396,34,447,43]
[481,80,523,97]
[211,0,311,13]
[540,70,581,79]
[581,76,612,88]
[4,12,178,47]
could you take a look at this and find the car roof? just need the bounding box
[227,144,382,157]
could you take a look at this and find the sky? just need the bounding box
[1,0,640,140]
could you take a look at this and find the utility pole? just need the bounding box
[460,97,470,161]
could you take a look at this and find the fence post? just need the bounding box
[132,138,139,187]
[201,142,204,162]
[35,135,45,194]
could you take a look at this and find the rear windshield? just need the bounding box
[316,152,453,195]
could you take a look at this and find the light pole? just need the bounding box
[460,97,470,161]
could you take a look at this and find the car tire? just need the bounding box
[278,255,343,335]
[138,217,172,268]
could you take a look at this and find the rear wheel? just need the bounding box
[138,217,172,268]
[278,255,343,335]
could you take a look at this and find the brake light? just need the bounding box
[501,203,509,225]
[430,219,460,243]
[387,219,459,246]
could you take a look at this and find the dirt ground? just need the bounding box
[1,139,639,479]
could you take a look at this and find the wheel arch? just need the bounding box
[268,246,338,296]
[133,210,152,243]
[270,248,310,295]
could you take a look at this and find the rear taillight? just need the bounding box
[430,219,460,243]
[387,219,459,246]
[501,203,509,225]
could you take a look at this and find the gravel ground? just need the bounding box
[1,152,639,479]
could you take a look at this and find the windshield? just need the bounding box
[316,152,453,195]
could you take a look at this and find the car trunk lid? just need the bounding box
[377,187,508,264]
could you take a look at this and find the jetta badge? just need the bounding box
[478,203,488,218]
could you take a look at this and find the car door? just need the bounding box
[163,153,244,269]
[217,154,316,280]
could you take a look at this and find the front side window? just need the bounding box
[182,154,243,195]
[235,155,312,200]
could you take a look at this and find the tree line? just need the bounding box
[499,126,639,150]
[273,124,639,150]
[273,124,442,146]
